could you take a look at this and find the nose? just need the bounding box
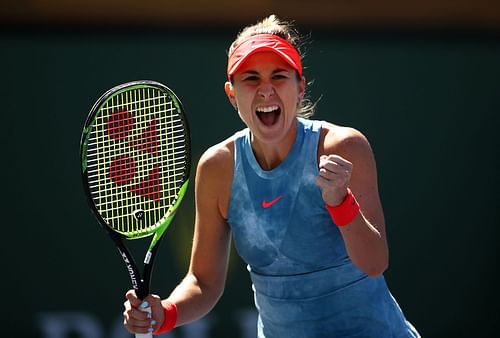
[257,83,275,99]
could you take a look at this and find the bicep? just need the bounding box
[346,134,386,235]
[188,151,232,292]
[323,126,386,234]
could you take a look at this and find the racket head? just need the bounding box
[80,80,191,241]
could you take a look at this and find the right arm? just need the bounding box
[123,141,234,333]
[168,143,233,325]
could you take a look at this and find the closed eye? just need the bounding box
[242,75,259,81]
[273,74,288,80]
[272,69,293,80]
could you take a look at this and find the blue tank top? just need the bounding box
[228,118,420,338]
[228,118,348,275]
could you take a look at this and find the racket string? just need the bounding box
[87,87,189,236]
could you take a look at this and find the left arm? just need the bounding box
[316,123,388,277]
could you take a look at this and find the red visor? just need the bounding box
[227,34,302,80]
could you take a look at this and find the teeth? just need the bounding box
[256,105,279,113]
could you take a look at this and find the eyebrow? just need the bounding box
[241,68,290,76]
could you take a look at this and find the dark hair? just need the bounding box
[228,15,316,118]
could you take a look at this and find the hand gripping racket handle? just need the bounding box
[135,306,153,338]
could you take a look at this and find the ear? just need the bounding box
[224,81,237,109]
[298,76,306,101]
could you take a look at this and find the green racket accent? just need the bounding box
[81,81,190,240]
[145,179,189,258]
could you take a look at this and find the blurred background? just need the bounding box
[1,1,499,337]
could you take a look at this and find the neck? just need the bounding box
[250,119,297,171]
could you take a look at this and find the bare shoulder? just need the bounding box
[197,137,234,175]
[196,135,235,219]
[319,122,373,161]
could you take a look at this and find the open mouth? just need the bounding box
[256,105,281,127]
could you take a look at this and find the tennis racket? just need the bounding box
[80,80,191,338]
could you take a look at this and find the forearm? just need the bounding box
[339,212,388,277]
[165,272,224,327]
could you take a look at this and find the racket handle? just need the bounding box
[135,306,153,338]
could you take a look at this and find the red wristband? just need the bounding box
[325,188,360,226]
[153,301,177,335]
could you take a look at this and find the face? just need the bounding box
[225,52,305,147]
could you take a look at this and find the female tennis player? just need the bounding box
[123,15,420,337]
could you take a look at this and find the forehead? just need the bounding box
[237,51,293,73]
